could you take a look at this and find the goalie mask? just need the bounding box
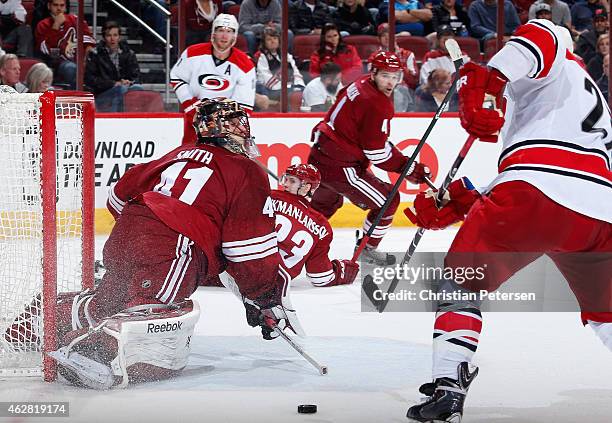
[193,98,260,158]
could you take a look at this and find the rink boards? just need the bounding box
[93,113,503,233]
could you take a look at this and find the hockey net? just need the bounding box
[0,91,94,381]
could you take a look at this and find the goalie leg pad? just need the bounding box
[51,300,200,389]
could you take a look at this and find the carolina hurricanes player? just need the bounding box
[308,51,432,266]
[47,98,289,389]
[405,20,612,422]
[170,13,255,144]
[273,164,359,287]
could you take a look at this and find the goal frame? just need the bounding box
[40,91,95,382]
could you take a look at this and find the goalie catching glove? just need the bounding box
[458,62,507,142]
[403,177,481,230]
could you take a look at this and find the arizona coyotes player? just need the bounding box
[171,13,255,144]
[308,51,431,266]
[47,99,289,389]
[405,21,612,422]
[273,164,359,287]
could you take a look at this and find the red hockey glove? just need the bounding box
[331,259,359,285]
[458,62,507,143]
[406,162,431,184]
[403,177,480,230]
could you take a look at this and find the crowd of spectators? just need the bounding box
[0,0,610,112]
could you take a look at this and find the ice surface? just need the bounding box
[1,228,611,423]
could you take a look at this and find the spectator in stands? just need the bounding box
[377,0,433,36]
[368,22,417,110]
[301,61,342,111]
[571,0,607,33]
[35,0,95,89]
[85,21,143,112]
[415,68,457,112]
[468,0,520,42]
[431,0,470,37]
[532,3,554,21]
[309,23,362,84]
[238,0,285,55]
[419,25,469,85]
[25,61,53,92]
[576,9,608,64]
[31,0,70,37]
[597,53,608,101]
[184,0,223,46]
[0,0,34,57]
[333,0,376,36]
[0,53,27,92]
[289,0,331,35]
[587,33,608,81]
[255,26,304,110]
[528,0,572,28]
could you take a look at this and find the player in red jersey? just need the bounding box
[46,98,289,389]
[273,164,359,287]
[405,21,612,422]
[308,51,432,266]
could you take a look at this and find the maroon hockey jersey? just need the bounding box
[272,190,346,287]
[107,143,280,300]
[35,14,95,60]
[315,76,407,172]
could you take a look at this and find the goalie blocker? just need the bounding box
[50,296,200,389]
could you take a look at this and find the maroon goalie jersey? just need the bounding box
[107,144,280,300]
[272,190,343,287]
[314,75,407,172]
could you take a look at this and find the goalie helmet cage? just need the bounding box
[0,91,95,382]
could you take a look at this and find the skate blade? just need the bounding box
[47,348,114,390]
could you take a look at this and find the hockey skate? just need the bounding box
[406,362,478,423]
[355,233,396,266]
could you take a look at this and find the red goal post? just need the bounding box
[0,91,95,382]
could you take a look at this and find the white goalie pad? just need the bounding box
[103,300,201,387]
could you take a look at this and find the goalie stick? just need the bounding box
[352,38,465,264]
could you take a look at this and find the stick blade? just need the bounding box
[445,38,462,62]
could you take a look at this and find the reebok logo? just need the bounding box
[147,321,183,333]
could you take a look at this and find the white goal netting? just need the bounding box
[0,91,91,378]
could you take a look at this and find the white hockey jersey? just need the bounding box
[487,19,612,223]
[170,43,255,111]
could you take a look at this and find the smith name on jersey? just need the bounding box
[170,43,256,111]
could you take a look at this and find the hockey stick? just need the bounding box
[272,325,328,375]
[363,134,477,312]
[352,39,465,264]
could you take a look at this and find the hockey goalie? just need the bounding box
[45,98,294,389]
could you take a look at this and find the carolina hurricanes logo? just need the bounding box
[198,74,231,91]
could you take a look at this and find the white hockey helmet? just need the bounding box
[212,13,239,33]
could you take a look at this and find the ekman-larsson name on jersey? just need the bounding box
[147,321,183,333]
[272,199,329,239]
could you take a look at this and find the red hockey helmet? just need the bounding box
[370,51,402,73]
[283,164,321,196]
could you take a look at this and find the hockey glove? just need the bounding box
[331,259,359,285]
[458,62,507,143]
[405,161,431,184]
[244,300,295,341]
[403,177,480,230]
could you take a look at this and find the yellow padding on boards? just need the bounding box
[94,202,418,235]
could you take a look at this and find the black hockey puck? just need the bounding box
[297,404,317,414]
